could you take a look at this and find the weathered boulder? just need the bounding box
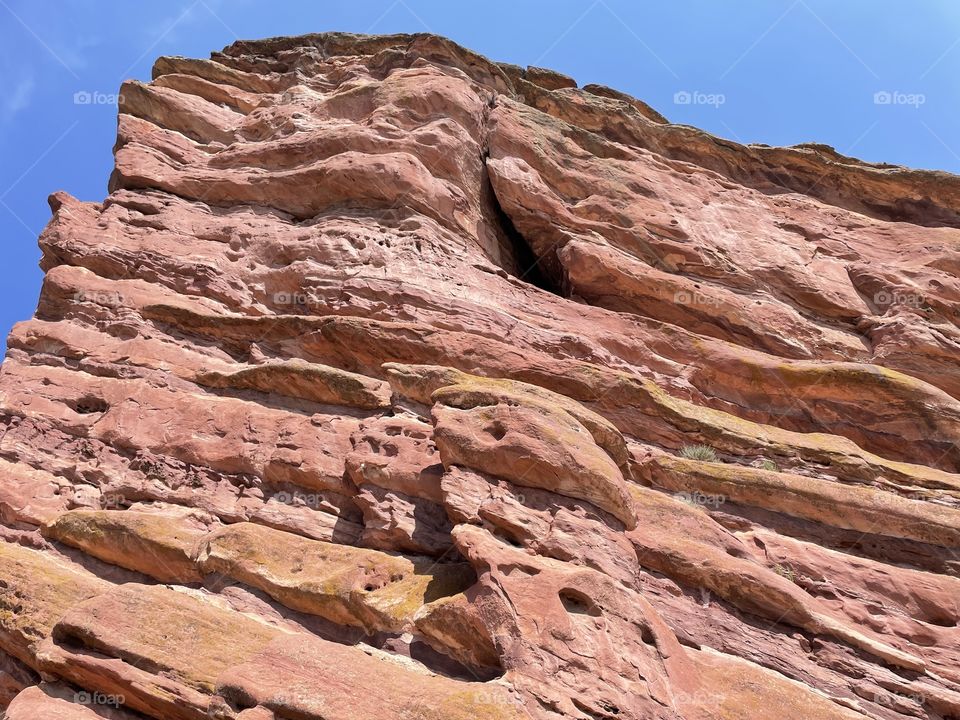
[196,521,474,633]
[431,383,637,528]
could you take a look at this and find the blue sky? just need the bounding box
[1,0,959,351]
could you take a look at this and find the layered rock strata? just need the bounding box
[1,31,960,720]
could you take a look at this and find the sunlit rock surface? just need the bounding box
[1,31,960,720]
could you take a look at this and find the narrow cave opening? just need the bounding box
[483,160,564,297]
[559,588,601,617]
[493,197,560,295]
[69,396,110,415]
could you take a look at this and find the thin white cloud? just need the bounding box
[1,74,35,123]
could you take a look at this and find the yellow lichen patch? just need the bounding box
[42,509,208,583]
[382,362,472,404]
[53,583,281,694]
[385,362,629,468]
[683,647,869,720]
[197,522,474,633]
[632,375,960,493]
[196,358,392,410]
[0,543,109,667]
[431,376,629,468]
[417,689,529,720]
[647,455,960,548]
[415,592,501,671]
[388,358,959,494]
[767,359,946,400]
[217,632,530,720]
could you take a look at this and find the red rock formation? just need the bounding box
[1,31,959,720]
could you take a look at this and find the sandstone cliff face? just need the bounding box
[1,31,960,720]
